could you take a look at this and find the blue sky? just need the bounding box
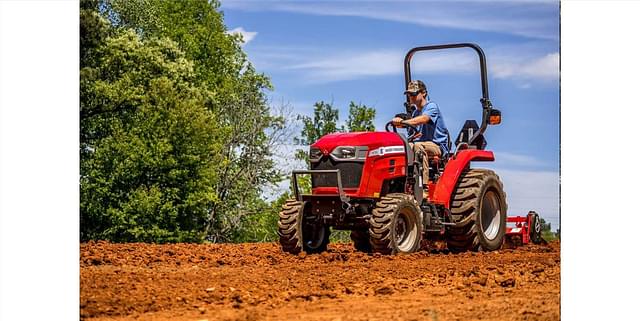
[221,0,560,230]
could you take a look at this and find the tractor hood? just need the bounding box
[311,132,405,155]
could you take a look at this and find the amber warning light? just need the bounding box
[489,109,502,125]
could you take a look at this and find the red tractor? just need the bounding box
[278,43,506,254]
[504,210,545,247]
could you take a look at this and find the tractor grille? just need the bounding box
[310,157,364,188]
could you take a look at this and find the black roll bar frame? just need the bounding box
[403,43,495,147]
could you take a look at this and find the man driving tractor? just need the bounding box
[279,43,507,255]
[391,80,450,198]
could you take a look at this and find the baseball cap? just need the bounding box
[404,80,427,95]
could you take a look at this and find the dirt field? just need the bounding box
[80,240,560,321]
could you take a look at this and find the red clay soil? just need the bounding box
[80,241,560,321]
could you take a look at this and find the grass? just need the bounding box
[330,229,352,243]
[542,230,559,242]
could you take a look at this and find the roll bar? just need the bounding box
[403,43,498,147]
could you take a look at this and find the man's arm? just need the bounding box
[403,114,429,126]
[392,114,430,126]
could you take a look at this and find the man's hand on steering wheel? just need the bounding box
[392,117,405,127]
[385,119,421,142]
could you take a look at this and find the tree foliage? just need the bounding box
[81,28,220,242]
[346,102,376,132]
[294,100,376,161]
[80,0,379,243]
[294,101,341,160]
[538,217,559,241]
[539,217,552,232]
[80,0,287,243]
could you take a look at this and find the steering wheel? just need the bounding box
[385,121,420,142]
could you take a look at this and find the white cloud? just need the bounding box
[287,50,400,82]
[493,52,559,81]
[284,49,479,83]
[227,27,257,45]
[263,45,558,84]
[222,1,558,40]
[223,3,559,83]
[412,51,478,74]
[517,83,533,89]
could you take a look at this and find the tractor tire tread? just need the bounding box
[277,199,303,254]
[368,193,421,255]
[446,169,507,252]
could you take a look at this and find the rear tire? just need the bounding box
[278,199,330,254]
[446,169,507,252]
[369,193,422,254]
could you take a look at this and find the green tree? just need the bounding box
[104,0,285,241]
[240,191,292,242]
[80,0,290,242]
[539,217,557,241]
[540,217,552,232]
[294,100,341,161]
[81,0,113,68]
[293,101,376,161]
[80,30,222,242]
[346,101,376,132]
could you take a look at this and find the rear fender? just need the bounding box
[431,149,495,207]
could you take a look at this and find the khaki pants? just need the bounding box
[409,141,441,185]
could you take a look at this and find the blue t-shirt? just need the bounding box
[410,101,450,155]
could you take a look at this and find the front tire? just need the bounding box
[278,199,330,254]
[369,193,422,254]
[447,169,507,252]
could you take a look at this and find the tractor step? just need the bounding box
[420,203,455,227]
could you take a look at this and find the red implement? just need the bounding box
[504,210,543,247]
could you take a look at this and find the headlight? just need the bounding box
[333,146,355,159]
[331,146,368,161]
[309,147,323,162]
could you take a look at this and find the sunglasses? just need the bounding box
[406,91,422,97]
